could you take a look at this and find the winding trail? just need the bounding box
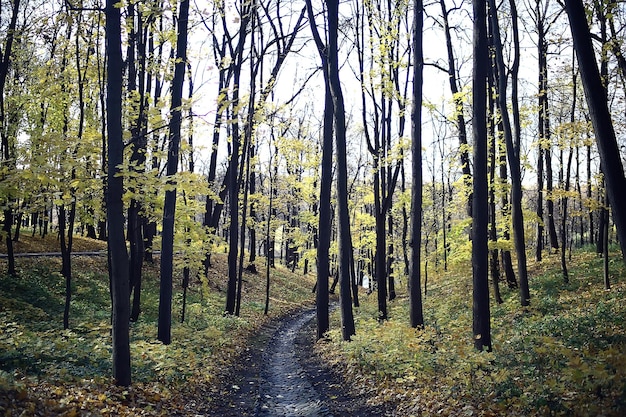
[256,309,333,417]
[200,306,391,417]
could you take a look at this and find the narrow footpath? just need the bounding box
[256,309,332,416]
[199,307,393,417]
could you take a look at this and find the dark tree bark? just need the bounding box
[248,143,257,267]
[263,141,278,315]
[587,143,594,245]
[59,203,76,330]
[305,0,332,339]
[540,9,558,252]
[546,143,559,250]
[327,0,355,341]
[497,132,517,289]
[142,8,167,263]
[60,18,83,330]
[603,188,610,289]
[96,11,108,244]
[356,0,405,321]
[180,62,196,324]
[201,0,252,276]
[127,2,150,323]
[409,0,424,329]
[0,0,20,277]
[225,70,243,316]
[487,68,502,305]
[158,0,189,344]
[439,0,472,216]
[472,0,492,352]
[560,145,573,283]
[105,0,131,386]
[560,55,578,284]
[387,214,396,301]
[565,0,626,266]
[202,69,226,271]
[535,0,548,261]
[488,0,530,306]
[532,1,560,251]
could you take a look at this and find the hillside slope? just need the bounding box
[0,233,317,416]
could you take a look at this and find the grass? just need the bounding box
[0,232,316,416]
[320,248,626,416]
[3,232,625,416]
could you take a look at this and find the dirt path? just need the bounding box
[256,309,332,416]
[200,306,393,417]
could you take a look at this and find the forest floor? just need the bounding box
[0,232,385,416]
[0,233,314,415]
[2,233,626,416]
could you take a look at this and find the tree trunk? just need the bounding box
[565,0,626,265]
[126,2,149,323]
[327,0,355,341]
[375,208,387,321]
[409,0,424,329]
[546,134,559,250]
[387,214,396,301]
[309,0,334,331]
[487,72,502,305]
[440,0,472,216]
[158,0,189,344]
[535,1,548,261]
[306,0,332,338]
[472,0,492,352]
[603,189,610,289]
[248,144,257,266]
[488,0,530,306]
[105,0,131,386]
[496,126,516,287]
[537,4,558,251]
[0,0,20,277]
[560,146,573,283]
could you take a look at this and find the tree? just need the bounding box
[158,0,190,344]
[0,0,21,277]
[437,0,473,217]
[126,0,152,322]
[327,0,355,341]
[564,0,626,266]
[531,0,561,258]
[409,0,424,329]
[306,0,332,339]
[59,15,80,330]
[487,66,503,304]
[487,0,530,307]
[472,0,492,352]
[105,0,131,386]
[354,0,409,319]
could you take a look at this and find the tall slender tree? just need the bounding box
[327,0,355,340]
[306,0,332,339]
[438,0,473,217]
[565,0,626,266]
[409,0,424,329]
[158,0,190,344]
[487,0,530,307]
[105,0,131,386]
[531,0,561,257]
[472,0,492,352]
[0,0,21,277]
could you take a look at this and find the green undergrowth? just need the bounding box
[321,249,626,416]
[0,234,316,415]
